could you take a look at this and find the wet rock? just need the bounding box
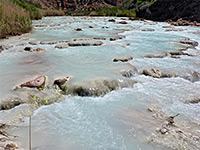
[35,48,46,52]
[169,50,185,56]
[55,44,69,49]
[88,25,93,28]
[113,56,133,62]
[75,28,82,31]
[141,29,155,31]
[29,41,38,45]
[171,55,181,59]
[73,38,92,41]
[110,35,126,41]
[121,68,137,78]
[54,76,71,90]
[40,41,58,45]
[4,143,18,150]
[68,41,103,47]
[56,77,137,97]
[129,17,135,21]
[144,52,168,58]
[180,39,198,47]
[93,37,106,40]
[0,99,22,110]
[20,76,46,89]
[119,21,128,24]
[102,26,109,29]
[184,71,200,82]
[24,47,33,52]
[0,45,6,53]
[108,19,115,22]
[142,69,176,78]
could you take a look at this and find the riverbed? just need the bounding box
[0,16,200,150]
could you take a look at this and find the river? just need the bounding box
[0,16,200,150]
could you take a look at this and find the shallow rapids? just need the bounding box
[0,16,200,150]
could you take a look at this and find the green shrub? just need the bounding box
[0,0,32,38]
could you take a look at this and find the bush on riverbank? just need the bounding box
[89,7,136,17]
[0,0,32,38]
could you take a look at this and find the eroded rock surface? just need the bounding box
[20,76,46,89]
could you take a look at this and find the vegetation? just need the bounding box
[0,0,65,39]
[0,0,32,38]
[90,6,136,17]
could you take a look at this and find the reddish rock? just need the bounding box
[35,48,46,52]
[88,25,94,28]
[108,19,115,22]
[119,21,128,24]
[21,76,46,89]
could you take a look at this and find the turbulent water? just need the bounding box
[0,17,200,150]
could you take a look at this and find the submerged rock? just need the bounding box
[56,78,137,97]
[113,56,133,62]
[20,76,46,89]
[144,52,168,58]
[184,71,200,82]
[55,44,69,49]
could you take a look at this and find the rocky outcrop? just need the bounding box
[32,0,123,10]
[113,56,133,62]
[55,78,137,96]
[142,69,176,78]
[138,0,200,23]
[20,76,46,89]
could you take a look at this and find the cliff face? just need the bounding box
[32,0,123,10]
[138,0,200,22]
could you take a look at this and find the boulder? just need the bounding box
[0,45,6,53]
[20,76,46,89]
[55,44,69,49]
[88,25,94,28]
[40,41,58,45]
[108,19,115,22]
[35,48,46,52]
[180,39,198,47]
[54,76,71,90]
[68,41,103,47]
[142,69,176,78]
[24,47,33,52]
[144,52,168,58]
[29,41,38,45]
[93,37,107,40]
[113,56,133,62]
[119,21,128,24]
[110,35,125,41]
[63,78,136,97]
[75,28,82,31]
[184,71,200,82]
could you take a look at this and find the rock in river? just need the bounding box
[142,69,176,78]
[20,76,46,89]
[113,56,133,62]
[68,41,103,47]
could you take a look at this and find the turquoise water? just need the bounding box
[0,17,200,150]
